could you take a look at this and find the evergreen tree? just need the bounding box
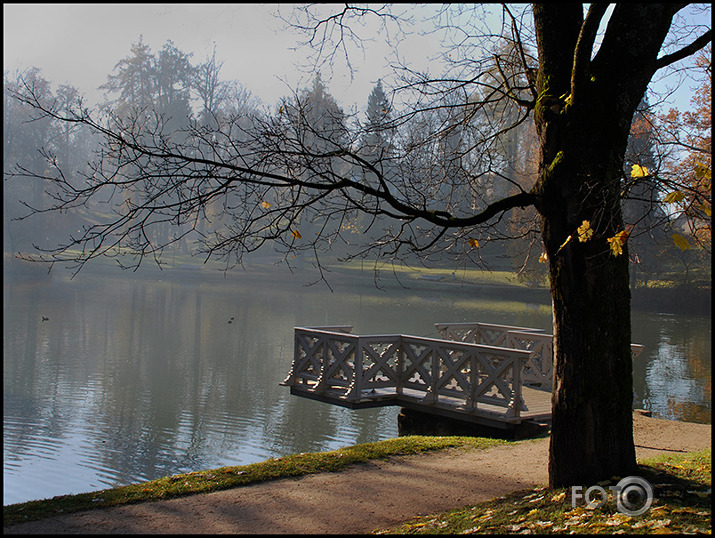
[363,80,394,158]
[298,74,347,151]
[154,40,194,132]
[101,37,193,132]
[100,36,156,116]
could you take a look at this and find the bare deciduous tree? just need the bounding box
[6,3,711,487]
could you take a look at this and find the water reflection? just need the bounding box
[636,314,712,424]
[3,266,711,505]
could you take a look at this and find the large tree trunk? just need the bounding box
[531,3,680,488]
[548,247,637,487]
[538,128,638,487]
[540,150,638,486]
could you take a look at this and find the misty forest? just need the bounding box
[5,11,710,287]
[3,3,711,507]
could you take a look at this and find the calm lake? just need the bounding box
[3,263,711,505]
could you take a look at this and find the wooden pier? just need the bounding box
[282,322,644,431]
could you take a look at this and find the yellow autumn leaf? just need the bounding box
[539,252,548,264]
[630,164,650,178]
[672,233,690,251]
[261,201,271,209]
[663,191,685,204]
[577,220,594,242]
[558,234,572,252]
[565,507,585,517]
[604,513,632,526]
[700,204,711,217]
[671,506,708,514]
[694,162,711,182]
[292,229,302,240]
[468,238,479,248]
[551,491,566,502]
[607,230,629,257]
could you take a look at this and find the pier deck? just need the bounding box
[282,323,643,430]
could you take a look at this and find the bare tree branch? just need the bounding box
[655,29,712,70]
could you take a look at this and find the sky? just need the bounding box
[3,4,710,114]
[3,3,445,111]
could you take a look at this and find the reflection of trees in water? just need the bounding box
[643,318,711,424]
[3,270,412,502]
[3,270,712,504]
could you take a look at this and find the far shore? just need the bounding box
[5,256,711,315]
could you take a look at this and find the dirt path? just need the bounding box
[5,413,710,534]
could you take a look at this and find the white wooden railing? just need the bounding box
[283,327,533,421]
[435,322,645,391]
[435,322,545,347]
[435,323,551,388]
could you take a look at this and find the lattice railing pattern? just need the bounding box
[436,322,645,392]
[436,322,552,389]
[287,328,359,394]
[505,330,554,388]
[285,327,531,419]
[435,322,545,347]
[399,336,528,413]
[355,335,403,394]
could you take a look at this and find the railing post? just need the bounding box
[347,336,364,401]
[424,343,439,404]
[505,352,525,420]
[314,336,328,394]
[431,345,441,403]
[282,331,301,386]
[396,335,404,396]
[465,349,477,411]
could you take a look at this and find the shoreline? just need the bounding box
[5,413,710,508]
[7,258,709,316]
[4,412,710,534]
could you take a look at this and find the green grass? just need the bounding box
[3,435,507,527]
[4,438,710,534]
[330,260,532,287]
[377,448,711,535]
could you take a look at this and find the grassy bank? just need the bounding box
[10,254,708,315]
[5,438,710,535]
[3,435,507,527]
[378,448,711,535]
[328,260,534,288]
